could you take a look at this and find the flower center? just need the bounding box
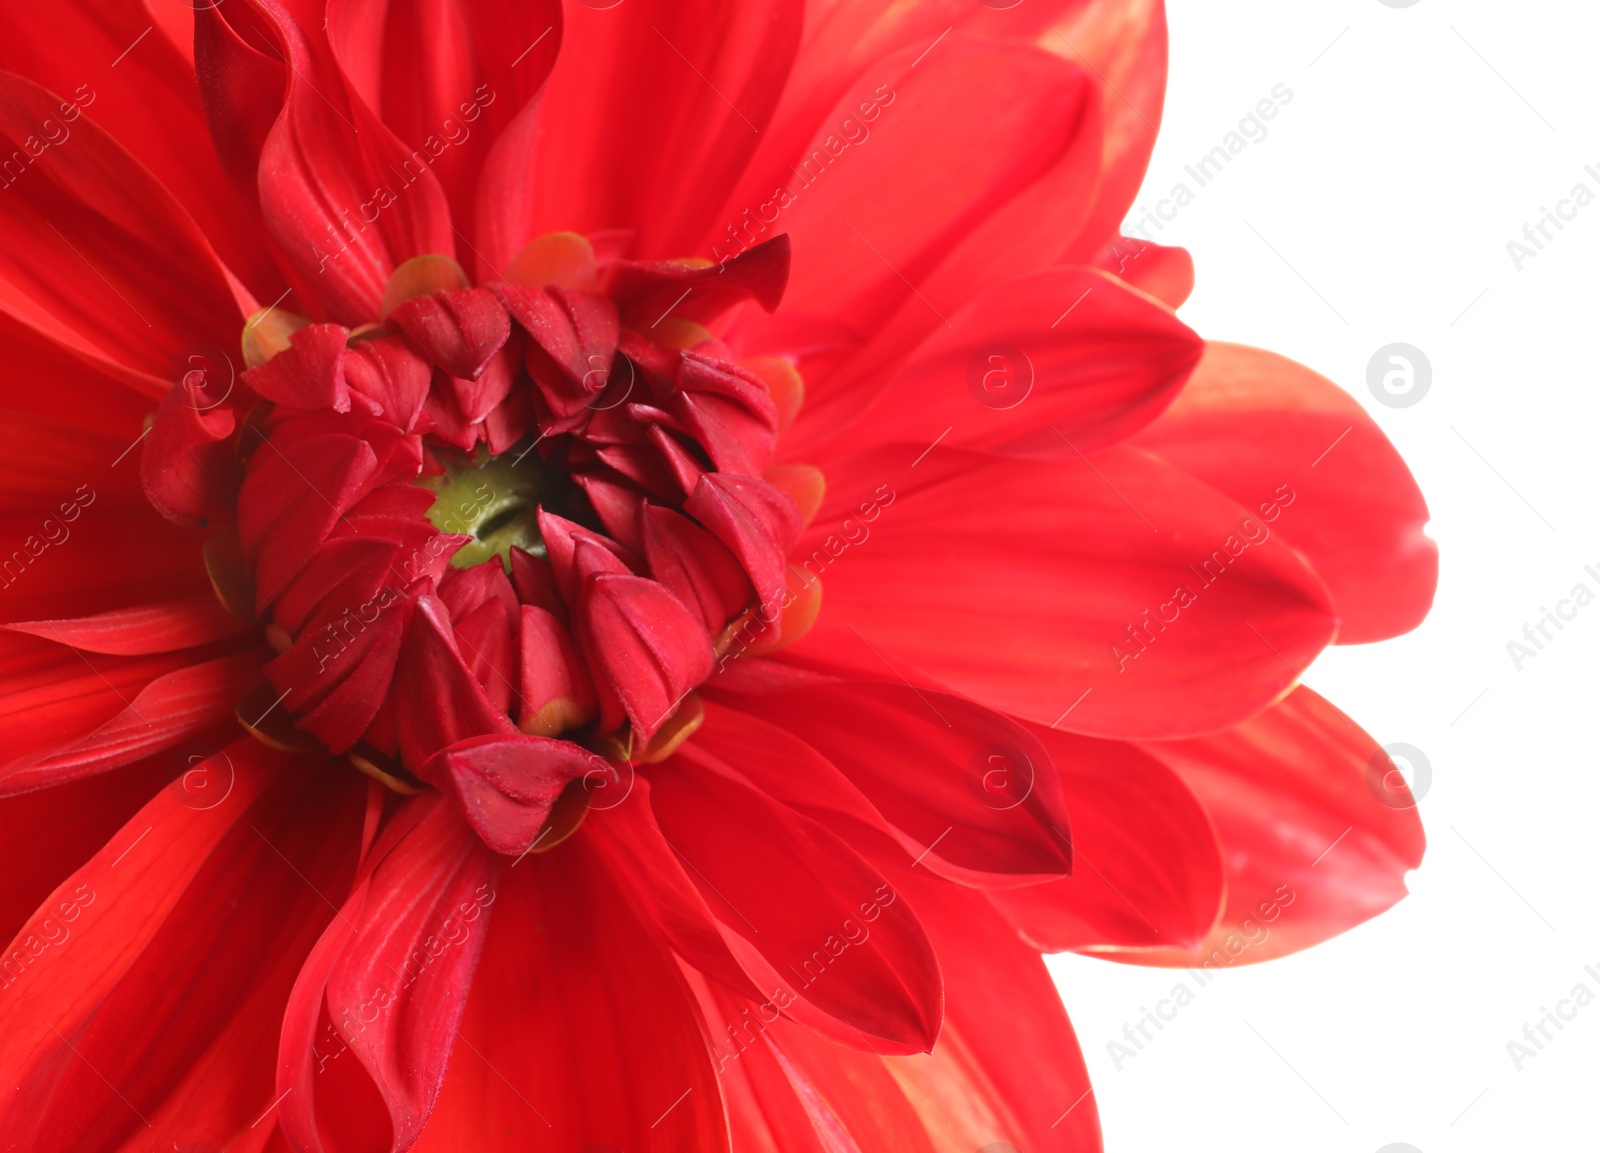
[147,232,817,853]
[419,444,588,570]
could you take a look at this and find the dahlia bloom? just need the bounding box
[0,1,1435,1150]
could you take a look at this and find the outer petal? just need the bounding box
[526,0,804,257]
[1133,342,1438,643]
[0,504,210,625]
[717,0,1095,256]
[990,725,1224,953]
[773,37,1092,333]
[591,763,944,1058]
[891,865,1103,1153]
[326,0,563,244]
[809,268,1201,464]
[0,632,217,788]
[0,70,244,389]
[0,754,174,946]
[788,445,1337,739]
[1,596,252,656]
[708,680,1073,885]
[699,860,1105,1153]
[0,650,267,797]
[194,1,286,203]
[0,404,213,625]
[1113,686,1426,967]
[1053,0,1169,263]
[0,315,153,437]
[411,835,729,1153]
[252,0,456,323]
[277,792,499,1153]
[1092,235,1195,309]
[649,747,944,1054]
[0,0,282,299]
[0,746,366,1153]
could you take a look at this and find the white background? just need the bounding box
[1047,1,1600,1150]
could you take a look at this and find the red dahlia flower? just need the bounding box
[0,1,1436,1150]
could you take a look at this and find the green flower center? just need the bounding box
[419,444,587,570]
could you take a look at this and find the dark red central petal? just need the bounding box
[146,233,806,853]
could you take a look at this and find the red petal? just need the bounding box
[1112,686,1426,967]
[0,745,365,1153]
[0,631,217,784]
[0,753,173,946]
[526,0,803,256]
[140,378,241,526]
[672,354,781,476]
[578,571,712,742]
[990,724,1225,952]
[426,733,606,856]
[342,337,433,432]
[252,1,455,323]
[773,37,1091,332]
[719,0,1092,232]
[0,70,243,388]
[684,472,801,606]
[606,235,791,327]
[641,503,753,634]
[392,594,515,773]
[448,339,516,425]
[326,0,563,243]
[1093,235,1195,309]
[0,311,153,437]
[1,595,251,656]
[1057,0,1169,263]
[0,2,284,301]
[194,3,287,208]
[290,596,414,754]
[893,863,1103,1153]
[2,650,267,796]
[278,792,498,1153]
[790,445,1337,739]
[451,596,517,714]
[237,433,381,609]
[0,506,209,626]
[412,837,728,1152]
[820,267,1200,463]
[722,1004,938,1152]
[1133,342,1438,643]
[493,283,619,406]
[716,681,1072,885]
[388,288,511,380]
[584,779,767,999]
[649,750,945,1053]
[244,323,352,411]
[516,604,596,736]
